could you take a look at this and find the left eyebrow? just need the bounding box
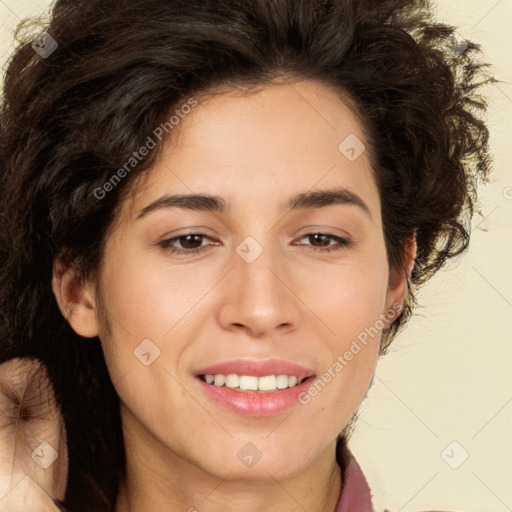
[137,186,372,220]
[287,187,372,219]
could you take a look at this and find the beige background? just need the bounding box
[1,0,511,511]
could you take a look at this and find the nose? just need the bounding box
[216,237,302,338]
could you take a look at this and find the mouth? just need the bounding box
[197,373,309,392]
[194,359,317,416]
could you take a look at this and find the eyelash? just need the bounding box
[158,232,352,255]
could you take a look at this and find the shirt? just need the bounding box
[335,451,374,512]
[334,442,457,512]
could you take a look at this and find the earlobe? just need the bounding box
[52,259,99,338]
[384,234,417,324]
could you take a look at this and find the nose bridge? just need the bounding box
[219,232,298,335]
[236,233,285,306]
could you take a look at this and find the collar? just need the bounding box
[335,439,374,512]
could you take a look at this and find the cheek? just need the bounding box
[298,325,380,436]
[95,255,196,422]
[295,252,387,417]
[99,250,212,341]
[304,248,389,345]
[317,276,385,336]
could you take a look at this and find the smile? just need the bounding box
[194,359,316,416]
[199,373,307,392]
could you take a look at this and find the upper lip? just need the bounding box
[195,358,316,380]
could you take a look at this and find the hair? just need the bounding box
[0,0,494,510]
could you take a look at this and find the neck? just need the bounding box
[115,411,343,512]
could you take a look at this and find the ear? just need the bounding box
[52,258,99,338]
[383,234,417,325]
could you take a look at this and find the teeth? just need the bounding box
[202,373,305,391]
[225,374,240,388]
[214,374,225,386]
[276,375,289,389]
[258,375,276,391]
[239,375,258,390]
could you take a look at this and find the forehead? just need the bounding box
[119,79,379,222]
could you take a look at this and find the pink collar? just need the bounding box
[335,453,374,512]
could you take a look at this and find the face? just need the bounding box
[56,80,409,483]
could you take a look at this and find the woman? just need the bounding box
[0,0,494,510]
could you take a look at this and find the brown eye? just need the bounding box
[294,233,352,253]
[159,233,219,255]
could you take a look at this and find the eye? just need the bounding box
[293,232,352,253]
[158,231,352,256]
[158,233,218,255]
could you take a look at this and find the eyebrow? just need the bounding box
[137,187,372,220]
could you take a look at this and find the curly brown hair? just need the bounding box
[0,0,494,510]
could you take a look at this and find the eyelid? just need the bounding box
[158,229,354,256]
[292,224,352,238]
[159,223,352,240]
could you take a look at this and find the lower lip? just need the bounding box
[195,377,315,417]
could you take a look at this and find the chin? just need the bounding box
[194,438,320,483]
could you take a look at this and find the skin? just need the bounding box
[0,358,67,512]
[53,79,416,512]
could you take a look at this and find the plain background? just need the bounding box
[1,1,511,511]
